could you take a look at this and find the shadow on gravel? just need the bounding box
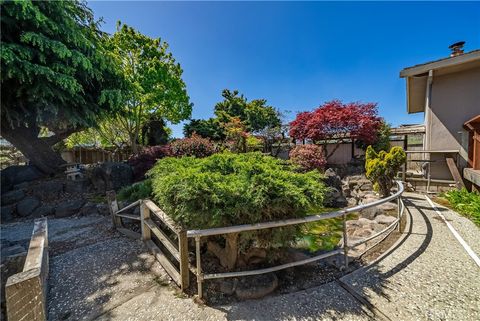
[47,223,167,321]
[212,199,433,321]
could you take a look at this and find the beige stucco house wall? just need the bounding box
[400,49,480,183]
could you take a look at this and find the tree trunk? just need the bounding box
[1,123,66,174]
[207,233,239,270]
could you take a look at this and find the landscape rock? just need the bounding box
[87,162,133,192]
[79,202,98,216]
[378,201,397,211]
[375,214,397,225]
[1,189,25,205]
[32,180,63,200]
[235,273,278,300]
[65,178,91,194]
[96,203,110,216]
[360,206,383,220]
[55,199,85,218]
[13,182,29,190]
[31,205,55,218]
[1,165,43,192]
[219,278,237,295]
[16,196,41,217]
[324,168,343,190]
[1,206,14,223]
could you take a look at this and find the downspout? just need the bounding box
[424,70,433,192]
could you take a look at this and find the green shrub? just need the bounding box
[365,146,406,197]
[148,152,326,269]
[117,179,152,202]
[443,189,480,226]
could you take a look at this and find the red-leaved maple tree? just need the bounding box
[289,100,382,159]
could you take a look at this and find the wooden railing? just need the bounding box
[108,181,405,300]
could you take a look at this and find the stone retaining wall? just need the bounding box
[5,218,48,321]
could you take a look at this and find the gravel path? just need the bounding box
[340,193,480,321]
[3,193,478,321]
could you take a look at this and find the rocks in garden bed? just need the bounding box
[55,199,85,218]
[323,168,348,208]
[65,178,90,194]
[1,165,43,193]
[1,189,25,205]
[234,273,278,300]
[31,205,55,218]
[16,196,40,217]
[1,206,14,222]
[375,214,397,225]
[86,162,133,192]
[79,202,98,216]
[32,180,64,200]
[96,203,110,216]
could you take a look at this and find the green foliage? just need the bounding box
[107,23,192,152]
[214,89,281,133]
[1,0,123,129]
[148,152,325,230]
[183,118,225,141]
[443,189,480,226]
[357,121,391,152]
[365,146,406,197]
[118,179,152,202]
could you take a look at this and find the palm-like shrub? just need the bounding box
[148,152,325,269]
[365,146,406,197]
[289,145,326,172]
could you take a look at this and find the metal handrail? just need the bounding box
[187,181,404,238]
[190,181,405,299]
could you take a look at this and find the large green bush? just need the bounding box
[148,152,326,269]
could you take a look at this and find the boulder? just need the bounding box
[55,199,85,218]
[235,273,278,300]
[65,178,91,194]
[96,203,110,216]
[79,202,98,216]
[324,168,342,190]
[87,162,133,192]
[31,205,55,218]
[218,278,237,295]
[378,202,397,211]
[13,182,29,190]
[360,206,383,220]
[16,196,41,217]
[375,214,397,225]
[1,205,14,223]
[32,180,64,200]
[1,190,25,205]
[1,165,43,192]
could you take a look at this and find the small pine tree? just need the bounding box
[365,146,406,197]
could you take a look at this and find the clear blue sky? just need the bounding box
[89,1,480,138]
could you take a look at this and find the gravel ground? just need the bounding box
[429,196,480,257]
[341,193,480,321]
[3,193,478,321]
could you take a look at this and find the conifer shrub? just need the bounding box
[365,146,406,197]
[148,152,326,269]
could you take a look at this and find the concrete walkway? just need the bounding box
[2,193,479,321]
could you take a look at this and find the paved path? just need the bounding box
[2,193,478,321]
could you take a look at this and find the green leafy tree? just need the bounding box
[1,0,123,173]
[183,118,225,141]
[108,23,192,153]
[214,89,281,133]
[365,146,406,197]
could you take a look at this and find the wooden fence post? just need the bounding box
[106,190,122,228]
[140,201,151,241]
[179,230,189,291]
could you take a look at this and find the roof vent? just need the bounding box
[449,41,465,57]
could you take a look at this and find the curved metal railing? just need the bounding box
[189,181,405,299]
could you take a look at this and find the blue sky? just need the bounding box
[89,1,480,137]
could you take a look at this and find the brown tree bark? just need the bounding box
[207,233,239,270]
[1,122,66,174]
